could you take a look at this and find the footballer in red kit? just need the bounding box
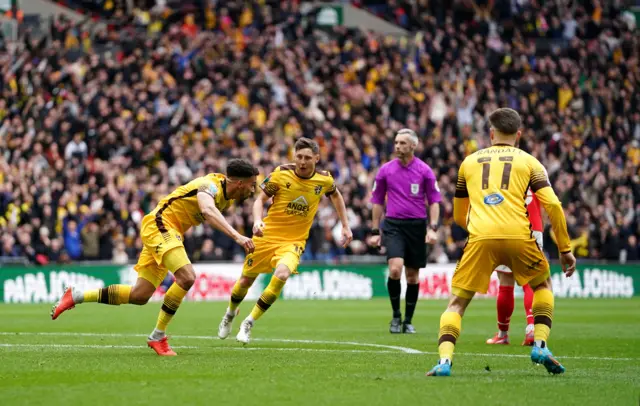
[486,189,543,346]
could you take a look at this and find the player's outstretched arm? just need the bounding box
[529,162,575,276]
[197,192,255,254]
[329,189,353,248]
[252,190,271,237]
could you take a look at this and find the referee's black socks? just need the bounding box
[404,283,420,324]
[387,277,402,318]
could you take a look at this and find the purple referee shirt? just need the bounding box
[370,157,442,219]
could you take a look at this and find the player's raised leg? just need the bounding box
[218,275,256,339]
[387,258,404,333]
[147,248,195,356]
[403,267,420,334]
[486,269,514,345]
[426,289,473,377]
[51,268,156,320]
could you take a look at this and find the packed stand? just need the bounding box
[1,0,639,265]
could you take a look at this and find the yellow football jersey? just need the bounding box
[150,173,233,235]
[454,144,571,253]
[260,164,336,242]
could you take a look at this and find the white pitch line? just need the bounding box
[0,343,395,354]
[0,332,637,361]
[254,338,422,354]
[0,332,422,354]
[0,343,197,350]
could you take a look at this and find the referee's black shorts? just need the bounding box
[382,218,427,269]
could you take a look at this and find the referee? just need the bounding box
[369,129,442,334]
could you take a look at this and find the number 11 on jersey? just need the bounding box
[479,156,514,190]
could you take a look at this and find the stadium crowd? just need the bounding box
[1,0,639,265]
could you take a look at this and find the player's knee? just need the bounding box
[239,275,256,288]
[498,272,515,286]
[130,278,156,305]
[174,265,196,290]
[447,292,473,316]
[129,289,152,305]
[388,259,403,279]
[274,265,292,281]
[531,277,552,291]
[406,268,420,284]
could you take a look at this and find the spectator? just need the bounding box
[1,0,638,265]
[65,133,88,161]
[112,241,130,264]
[81,221,101,260]
[197,239,225,262]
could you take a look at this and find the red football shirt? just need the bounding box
[526,190,543,232]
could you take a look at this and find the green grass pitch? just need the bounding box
[1,298,639,406]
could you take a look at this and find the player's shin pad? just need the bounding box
[229,281,249,312]
[438,311,462,361]
[532,288,554,343]
[156,283,188,331]
[96,285,132,305]
[249,275,286,321]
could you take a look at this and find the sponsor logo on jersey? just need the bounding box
[484,193,505,206]
[286,196,310,217]
[209,183,218,196]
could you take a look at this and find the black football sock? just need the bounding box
[404,283,419,324]
[387,277,401,318]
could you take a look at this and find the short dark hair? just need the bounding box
[489,108,521,135]
[294,137,320,154]
[226,158,259,178]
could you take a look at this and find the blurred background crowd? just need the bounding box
[1,0,639,265]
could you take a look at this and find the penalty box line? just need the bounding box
[0,332,637,361]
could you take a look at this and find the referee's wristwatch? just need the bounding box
[428,224,438,232]
[371,229,380,236]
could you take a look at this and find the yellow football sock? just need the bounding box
[229,281,249,312]
[156,283,188,332]
[532,288,554,343]
[249,275,286,322]
[83,289,99,303]
[438,311,462,362]
[91,285,131,305]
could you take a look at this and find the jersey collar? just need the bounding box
[294,169,315,180]
[222,179,229,200]
[397,157,415,168]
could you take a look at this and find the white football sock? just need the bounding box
[149,328,165,341]
[71,288,84,304]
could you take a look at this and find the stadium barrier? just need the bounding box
[0,263,637,303]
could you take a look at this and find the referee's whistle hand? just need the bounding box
[368,235,381,248]
[426,229,438,245]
